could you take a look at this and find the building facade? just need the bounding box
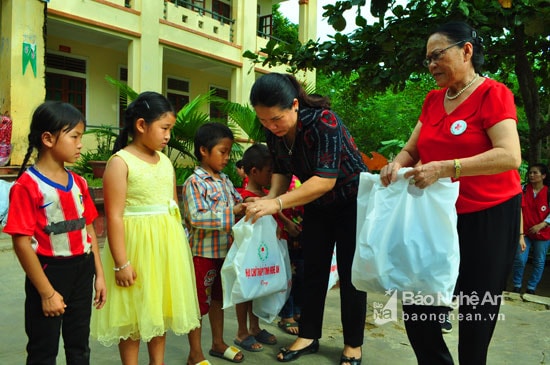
[0,0,317,164]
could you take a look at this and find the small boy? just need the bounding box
[234,144,277,352]
[182,122,245,365]
[235,159,248,195]
[234,144,300,351]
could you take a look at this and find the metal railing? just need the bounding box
[169,0,234,26]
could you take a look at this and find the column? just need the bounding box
[127,0,163,93]
[0,0,46,165]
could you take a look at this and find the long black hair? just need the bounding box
[113,91,175,153]
[18,101,85,178]
[250,73,331,110]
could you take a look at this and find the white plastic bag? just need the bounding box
[252,238,292,323]
[222,216,288,309]
[0,180,13,226]
[352,169,460,306]
[327,245,338,292]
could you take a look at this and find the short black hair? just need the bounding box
[193,122,234,161]
[241,144,272,174]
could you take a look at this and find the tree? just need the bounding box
[272,4,300,45]
[245,0,549,163]
[315,70,433,157]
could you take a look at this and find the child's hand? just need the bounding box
[234,203,245,216]
[115,264,137,287]
[284,221,302,238]
[93,276,107,309]
[41,290,67,317]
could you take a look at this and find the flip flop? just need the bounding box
[209,346,244,363]
[278,321,299,335]
[234,335,263,352]
[254,329,277,345]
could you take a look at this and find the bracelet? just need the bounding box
[276,197,284,212]
[453,159,461,179]
[520,233,525,235]
[45,290,55,300]
[113,260,130,272]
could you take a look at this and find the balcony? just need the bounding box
[164,0,235,43]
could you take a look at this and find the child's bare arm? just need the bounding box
[103,155,137,286]
[87,223,106,309]
[277,212,301,237]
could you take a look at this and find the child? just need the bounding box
[3,101,106,364]
[234,144,287,352]
[182,122,245,365]
[91,92,201,365]
[235,145,301,344]
[235,159,248,195]
[277,175,304,336]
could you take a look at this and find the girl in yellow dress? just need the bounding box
[91,91,200,365]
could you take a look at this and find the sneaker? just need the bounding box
[512,287,521,293]
[526,289,535,295]
[441,315,452,334]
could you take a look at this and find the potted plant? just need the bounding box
[73,125,118,179]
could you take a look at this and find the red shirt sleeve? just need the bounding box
[71,172,98,225]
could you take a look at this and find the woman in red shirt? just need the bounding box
[512,163,550,295]
[380,21,521,365]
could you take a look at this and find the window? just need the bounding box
[212,0,230,22]
[45,53,87,115]
[45,74,86,114]
[167,77,190,113]
[209,86,228,122]
[183,0,205,13]
[258,15,273,37]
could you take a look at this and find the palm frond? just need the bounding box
[169,92,214,159]
[211,98,265,143]
[105,75,139,104]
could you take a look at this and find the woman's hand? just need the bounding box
[243,199,280,223]
[403,162,444,189]
[528,223,547,235]
[519,235,526,251]
[380,162,402,186]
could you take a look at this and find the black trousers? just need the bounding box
[25,252,95,365]
[299,199,367,347]
[403,194,521,365]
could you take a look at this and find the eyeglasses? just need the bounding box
[423,40,465,68]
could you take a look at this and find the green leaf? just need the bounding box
[457,2,470,17]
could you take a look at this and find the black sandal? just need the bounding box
[340,354,362,365]
[276,339,319,362]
